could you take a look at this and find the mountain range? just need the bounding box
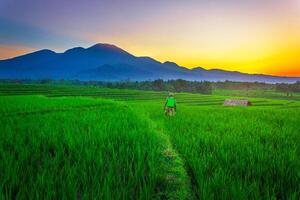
[0,43,299,83]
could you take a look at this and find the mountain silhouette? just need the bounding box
[0,43,299,83]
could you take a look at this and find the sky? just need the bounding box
[0,0,300,76]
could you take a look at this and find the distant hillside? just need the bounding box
[0,43,299,83]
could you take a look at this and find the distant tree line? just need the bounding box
[1,79,300,95]
[275,81,300,96]
[214,80,273,90]
[90,79,213,94]
[214,80,300,96]
[0,79,212,94]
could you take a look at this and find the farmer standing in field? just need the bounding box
[164,92,176,116]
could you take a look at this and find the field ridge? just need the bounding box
[146,113,199,200]
[145,116,193,200]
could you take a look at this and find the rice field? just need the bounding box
[0,84,299,199]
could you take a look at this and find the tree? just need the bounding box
[152,79,164,91]
[276,83,293,97]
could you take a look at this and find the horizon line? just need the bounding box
[1,43,300,79]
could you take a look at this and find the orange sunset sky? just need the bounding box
[0,0,300,76]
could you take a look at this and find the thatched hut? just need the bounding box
[223,99,251,106]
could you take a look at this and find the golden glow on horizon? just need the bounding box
[1,1,300,77]
[0,7,300,76]
[1,37,299,76]
[83,3,300,77]
[0,45,35,60]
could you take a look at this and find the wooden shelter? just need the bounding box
[223,99,251,106]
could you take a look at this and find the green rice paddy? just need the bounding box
[0,84,299,199]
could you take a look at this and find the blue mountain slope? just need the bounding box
[0,43,299,83]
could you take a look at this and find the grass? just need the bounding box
[213,88,300,101]
[0,84,300,199]
[143,105,300,199]
[0,96,190,199]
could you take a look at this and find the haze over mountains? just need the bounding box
[0,43,299,83]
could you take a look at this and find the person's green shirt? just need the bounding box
[166,97,176,108]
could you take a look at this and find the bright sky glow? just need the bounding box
[0,0,299,76]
